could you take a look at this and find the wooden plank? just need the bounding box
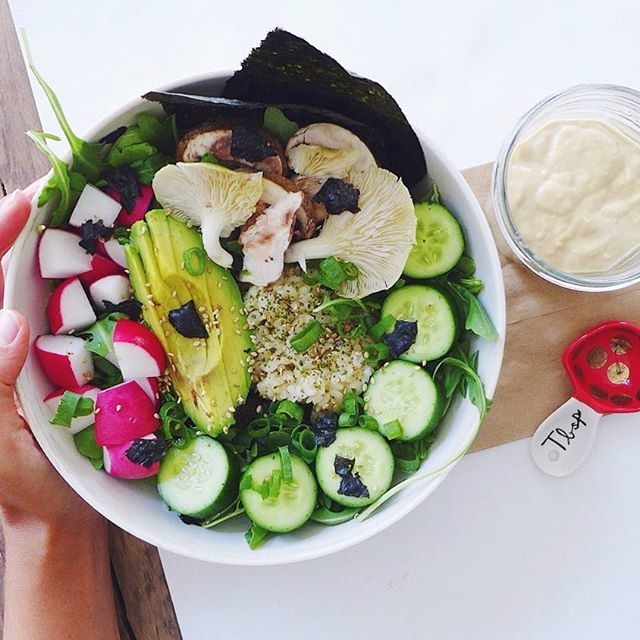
[0,2,181,638]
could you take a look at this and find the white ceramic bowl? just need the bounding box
[5,74,506,565]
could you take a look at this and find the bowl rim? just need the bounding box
[5,72,506,565]
[492,83,640,293]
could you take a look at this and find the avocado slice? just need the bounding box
[125,209,251,435]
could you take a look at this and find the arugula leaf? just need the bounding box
[91,356,123,389]
[245,523,269,549]
[447,282,498,341]
[80,313,125,358]
[73,426,102,460]
[22,30,105,182]
[263,106,298,144]
[434,356,491,422]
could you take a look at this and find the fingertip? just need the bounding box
[0,310,30,386]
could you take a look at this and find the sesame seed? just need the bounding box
[218,282,223,289]
[198,306,206,312]
[193,341,201,347]
[95,407,101,414]
[153,413,160,419]
[116,404,122,412]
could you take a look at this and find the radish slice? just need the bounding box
[133,377,160,404]
[112,319,166,379]
[101,238,128,268]
[78,254,124,288]
[35,335,94,388]
[89,275,131,310]
[69,184,121,228]
[47,278,97,335]
[95,380,160,445]
[43,385,100,434]
[103,434,161,479]
[105,184,154,227]
[38,229,92,279]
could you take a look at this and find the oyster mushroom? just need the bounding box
[239,177,304,286]
[152,163,263,268]
[284,167,416,298]
[286,123,377,179]
[177,124,285,174]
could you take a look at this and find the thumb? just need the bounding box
[0,310,30,419]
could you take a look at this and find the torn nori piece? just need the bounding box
[168,300,209,339]
[231,126,277,162]
[223,29,427,190]
[311,413,338,447]
[104,165,140,213]
[143,92,388,168]
[383,320,418,359]
[125,437,170,468]
[103,298,143,322]
[334,455,370,499]
[179,514,203,526]
[79,220,114,254]
[99,125,127,144]
[314,178,360,214]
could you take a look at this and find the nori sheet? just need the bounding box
[223,29,427,190]
[142,91,388,167]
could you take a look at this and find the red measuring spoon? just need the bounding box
[531,321,640,476]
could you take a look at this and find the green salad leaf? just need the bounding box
[50,391,94,427]
[245,523,269,550]
[448,282,498,342]
[263,106,298,144]
[73,426,103,469]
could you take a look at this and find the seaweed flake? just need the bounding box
[99,126,127,144]
[104,165,140,213]
[383,320,418,359]
[311,414,338,447]
[231,126,277,162]
[103,298,143,321]
[314,178,360,214]
[168,300,209,339]
[125,437,170,468]
[334,455,369,499]
[79,220,114,254]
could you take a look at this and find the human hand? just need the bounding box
[0,186,101,532]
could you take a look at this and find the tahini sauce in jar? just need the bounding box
[506,118,640,273]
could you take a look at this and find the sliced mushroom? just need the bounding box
[286,123,377,179]
[239,177,304,286]
[177,124,285,174]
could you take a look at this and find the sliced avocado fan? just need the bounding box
[125,209,251,435]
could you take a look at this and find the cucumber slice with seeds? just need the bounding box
[364,360,443,441]
[240,453,317,533]
[382,284,457,362]
[315,428,394,508]
[157,436,239,519]
[404,202,465,278]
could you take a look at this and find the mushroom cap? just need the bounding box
[284,167,416,298]
[152,162,262,268]
[286,123,377,178]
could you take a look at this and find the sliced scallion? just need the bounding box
[278,446,293,483]
[51,391,94,427]
[289,320,323,353]
[380,419,404,441]
[183,247,206,276]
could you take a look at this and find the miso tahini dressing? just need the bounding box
[506,118,640,274]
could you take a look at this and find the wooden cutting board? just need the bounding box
[4,2,640,637]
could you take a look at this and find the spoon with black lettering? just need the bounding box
[531,321,640,476]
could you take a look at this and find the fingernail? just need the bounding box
[0,310,20,346]
[0,191,19,216]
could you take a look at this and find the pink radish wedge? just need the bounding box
[43,385,100,434]
[112,319,166,379]
[69,184,121,228]
[78,254,124,288]
[89,274,131,310]
[39,229,92,279]
[133,377,160,404]
[100,238,128,268]
[47,277,97,335]
[35,335,94,388]
[103,434,161,479]
[105,184,153,227]
[95,380,160,446]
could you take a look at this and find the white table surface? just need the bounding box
[10,1,640,637]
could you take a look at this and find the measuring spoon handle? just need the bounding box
[530,398,602,477]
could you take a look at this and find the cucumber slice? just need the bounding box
[382,284,457,362]
[404,202,465,278]
[157,436,239,519]
[315,428,394,508]
[240,453,317,533]
[364,360,443,441]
